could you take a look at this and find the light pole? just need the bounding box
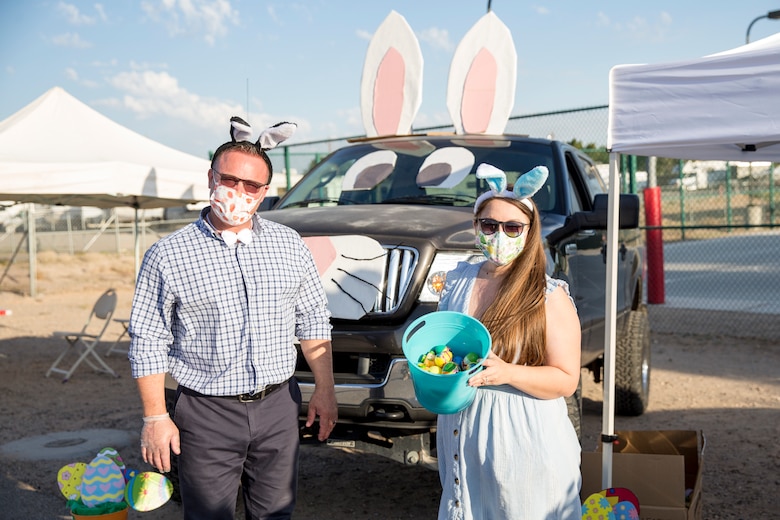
[746,9,780,43]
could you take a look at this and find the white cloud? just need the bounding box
[52,32,92,48]
[141,0,239,46]
[130,60,168,71]
[94,4,108,22]
[418,27,453,52]
[266,4,281,25]
[356,29,372,41]
[63,67,100,88]
[533,6,550,16]
[57,2,97,24]
[106,69,244,129]
[596,11,673,42]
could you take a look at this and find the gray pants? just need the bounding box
[173,381,301,520]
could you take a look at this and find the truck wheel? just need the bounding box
[615,304,650,416]
[565,376,582,443]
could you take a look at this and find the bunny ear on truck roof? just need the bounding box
[360,10,423,138]
[447,11,517,135]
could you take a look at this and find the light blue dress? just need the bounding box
[436,261,582,520]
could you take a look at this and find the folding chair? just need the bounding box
[46,288,120,382]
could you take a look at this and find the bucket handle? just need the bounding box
[467,364,484,376]
[405,319,426,344]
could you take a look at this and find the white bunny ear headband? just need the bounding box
[229,116,297,150]
[474,163,548,214]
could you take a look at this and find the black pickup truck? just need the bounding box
[258,132,649,468]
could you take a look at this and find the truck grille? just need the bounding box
[373,246,418,314]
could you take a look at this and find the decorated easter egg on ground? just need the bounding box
[80,455,126,507]
[581,492,616,520]
[97,447,126,474]
[600,487,640,514]
[612,500,639,520]
[125,471,173,511]
[123,467,139,482]
[57,462,87,500]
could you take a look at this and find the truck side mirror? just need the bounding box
[545,193,640,246]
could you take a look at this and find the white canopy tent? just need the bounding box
[602,33,780,487]
[0,87,211,293]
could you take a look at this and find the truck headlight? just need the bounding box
[418,251,483,302]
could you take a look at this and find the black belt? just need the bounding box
[180,379,289,403]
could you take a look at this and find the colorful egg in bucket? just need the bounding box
[402,311,491,414]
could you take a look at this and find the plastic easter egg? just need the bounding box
[57,462,87,500]
[441,362,459,374]
[125,472,173,511]
[461,352,480,369]
[80,455,126,507]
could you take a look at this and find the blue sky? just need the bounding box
[2,1,780,160]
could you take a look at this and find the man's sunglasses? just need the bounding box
[212,169,268,195]
[475,218,529,238]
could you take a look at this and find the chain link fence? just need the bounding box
[1,106,777,339]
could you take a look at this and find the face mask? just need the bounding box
[475,230,526,266]
[209,184,261,227]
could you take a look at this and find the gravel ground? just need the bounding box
[0,252,778,519]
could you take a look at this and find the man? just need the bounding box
[128,118,337,519]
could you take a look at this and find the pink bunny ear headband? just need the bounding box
[474,163,549,214]
[229,116,297,150]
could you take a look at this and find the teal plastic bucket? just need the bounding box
[402,311,491,414]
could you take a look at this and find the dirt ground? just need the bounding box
[0,251,778,519]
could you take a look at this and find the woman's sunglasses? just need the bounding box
[475,218,528,238]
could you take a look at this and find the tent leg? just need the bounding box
[134,207,140,282]
[27,203,37,298]
[601,152,621,489]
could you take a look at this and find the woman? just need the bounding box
[437,163,582,520]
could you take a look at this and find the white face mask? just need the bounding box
[209,184,261,227]
[475,230,526,266]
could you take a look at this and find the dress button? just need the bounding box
[455,478,460,485]
[453,429,459,436]
[455,500,460,508]
[454,453,458,461]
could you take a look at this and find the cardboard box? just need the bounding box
[581,430,704,520]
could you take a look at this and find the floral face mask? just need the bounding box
[209,184,261,227]
[475,230,526,266]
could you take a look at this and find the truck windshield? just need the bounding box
[277,137,560,213]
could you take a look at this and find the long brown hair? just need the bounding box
[477,197,547,366]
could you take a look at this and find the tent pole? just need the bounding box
[601,152,621,489]
[27,203,37,297]
[134,207,140,282]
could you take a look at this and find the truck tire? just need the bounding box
[565,376,582,443]
[615,304,650,416]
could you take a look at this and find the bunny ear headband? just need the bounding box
[474,163,548,214]
[229,116,297,150]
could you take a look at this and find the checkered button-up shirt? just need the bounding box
[128,210,331,396]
